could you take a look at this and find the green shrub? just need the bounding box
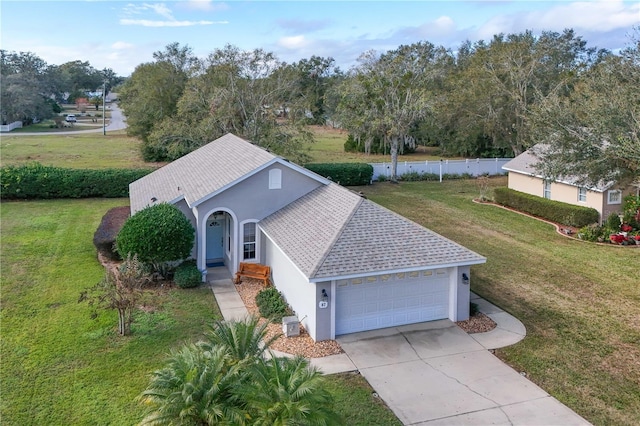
[174,261,201,288]
[399,172,422,182]
[494,187,600,227]
[0,162,151,199]
[93,206,130,261]
[305,163,373,186]
[577,224,607,242]
[605,212,621,231]
[255,287,291,323]
[116,203,195,273]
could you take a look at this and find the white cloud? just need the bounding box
[476,0,640,40]
[277,35,310,50]
[120,18,225,27]
[111,41,135,50]
[183,0,229,12]
[143,2,175,20]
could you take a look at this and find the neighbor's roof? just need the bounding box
[260,183,486,281]
[130,134,278,213]
[502,144,614,192]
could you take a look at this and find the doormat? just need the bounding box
[206,262,224,267]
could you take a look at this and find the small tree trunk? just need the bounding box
[390,136,399,183]
[118,308,131,336]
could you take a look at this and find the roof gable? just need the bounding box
[130,133,326,213]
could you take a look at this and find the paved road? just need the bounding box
[1,103,127,136]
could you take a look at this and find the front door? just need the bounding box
[206,217,225,261]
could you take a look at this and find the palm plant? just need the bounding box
[199,315,278,362]
[243,356,343,426]
[138,344,247,425]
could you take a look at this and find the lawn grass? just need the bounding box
[353,177,640,426]
[0,131,158,169]
[306,125,447,164]
[1,199,402,425]
[328,372,402,425]
[0,199,221,424]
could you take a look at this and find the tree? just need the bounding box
[115,203,195,274]
[198,316,278,362]
[244,356,342,426]
[335,42,446,181]
[531,28,640,186]
[146,44,313,163]
[139,345,246,425]
[138,317,342,425]
[287,56,342,124]
[0,50,55,123]
[79,254,147,336]
[438,30,602,157]
[119,43,196,146]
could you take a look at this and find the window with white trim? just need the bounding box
[543,180,551,199]
[578,187,587,202]
[243,222,256,260]
[269,168,282,189]
[607,189,622,205]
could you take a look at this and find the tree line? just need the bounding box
[2,27,638,185]
[0,51,124,125]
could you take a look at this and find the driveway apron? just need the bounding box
[337,320,590,425]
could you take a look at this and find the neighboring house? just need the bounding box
[502,145,637,223]
[129,134,486,341]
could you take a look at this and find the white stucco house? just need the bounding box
[503,145,638,223]
[129,133,486,341]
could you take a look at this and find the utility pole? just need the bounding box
[102,81,106,136]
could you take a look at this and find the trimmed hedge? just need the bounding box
[93,206,131,261]
[255,287,292,324]
[305,163,373,186]
[494,187,600,227]
[115,203,195,265]
[174,260,201,288]
[0,162,152,199]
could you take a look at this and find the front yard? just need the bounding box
[0,199,400,425]
[2,178,638,425]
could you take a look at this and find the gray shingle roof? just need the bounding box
[259,183,363,278]
[260,183,486,281]
[130,134,276,212]
[502,144,613,192]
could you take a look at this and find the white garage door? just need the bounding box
[335,270,450,335]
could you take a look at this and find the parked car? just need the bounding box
[65,114,77,122]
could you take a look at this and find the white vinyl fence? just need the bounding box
[0,121,23,132]
[370,158,511,181]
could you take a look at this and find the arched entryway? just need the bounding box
[205,211,228,267]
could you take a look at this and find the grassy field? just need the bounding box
[0,131,158,169]
[0,199,400,425]
[354,177,640,426]
[307,125,447,163]
[1,125,446,170]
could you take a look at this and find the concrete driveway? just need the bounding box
[337,320,590,425]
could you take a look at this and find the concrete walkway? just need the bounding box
[208,268,590,425]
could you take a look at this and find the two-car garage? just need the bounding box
[335,269,452,336]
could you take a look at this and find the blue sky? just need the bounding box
[1,0,639,76]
